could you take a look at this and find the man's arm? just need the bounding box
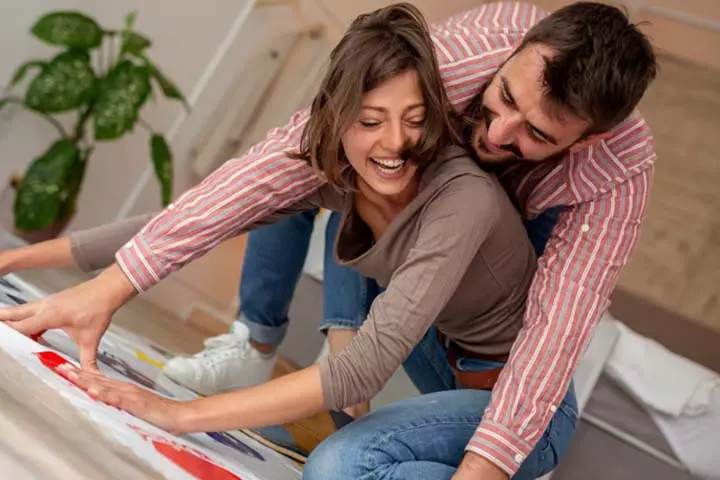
[431,2,546,111]
[464,166,653,475]
[115,109,323,292]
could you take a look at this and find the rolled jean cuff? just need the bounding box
[237,313,289,346]
[318,318,363,334]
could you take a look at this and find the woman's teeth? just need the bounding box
[372,158,405,174]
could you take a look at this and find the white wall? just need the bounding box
[0,0,263,232]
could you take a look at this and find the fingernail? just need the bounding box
[88,388,99,397]
[67,371,78,380]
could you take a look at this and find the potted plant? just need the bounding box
[0,11,187,243]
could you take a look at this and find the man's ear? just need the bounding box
[569,131,614,152]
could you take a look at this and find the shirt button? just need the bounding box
[515,453,525,464]
[550,404,557,413]
[581,224,590,232]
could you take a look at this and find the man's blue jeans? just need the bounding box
[238,209,380,344]
[238,207,575,478]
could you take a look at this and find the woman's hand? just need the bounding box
[64,366,191,435]
[0,264,137,371]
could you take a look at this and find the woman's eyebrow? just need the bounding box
[361,103,426,113]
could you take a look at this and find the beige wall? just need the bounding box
[0,0,86,209]
[301,0,720,70]
[0,2,298,321]
[527,0,720,70]
[0,0,257,233]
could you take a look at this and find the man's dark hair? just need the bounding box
[517,2,657,133]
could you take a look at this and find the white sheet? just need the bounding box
[606,322,719,417]
[651,388,720,479]
[606,321,720,478]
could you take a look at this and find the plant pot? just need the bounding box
[14,215,73,244]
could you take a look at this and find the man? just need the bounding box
[1,2,657,478]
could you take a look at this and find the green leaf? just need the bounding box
[9,60,45,87]
[24,50,96,113]
[124,11,137,31]
[121,11,150,56]
[150,134,173,206]
[147,63,189,111]
[31,11,103,49]
[57,148,90,221]
[93,60,151,140]
[14,139,81,230]
[0,98,8,113]
[121,31,151,56]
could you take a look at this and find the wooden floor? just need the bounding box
[616,55,720,333]
[0,349,164,480]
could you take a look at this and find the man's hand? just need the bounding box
[453,452,509,480]
[0,264,136,371]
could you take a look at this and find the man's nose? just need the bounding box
[487,113,522,146]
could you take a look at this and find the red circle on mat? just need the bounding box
[152,440,242,480]
[36,351,83,388]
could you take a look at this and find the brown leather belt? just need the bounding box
[439,331,508,390]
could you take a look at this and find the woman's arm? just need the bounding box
[0,237,75,274]
[322,173,500,410]
[71,213,155,272]
[70,364,325,434]
[0,213,156,277]
[182,366,325,433]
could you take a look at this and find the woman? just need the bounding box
[0,4,577,478]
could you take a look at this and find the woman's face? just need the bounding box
[341,70,426,199]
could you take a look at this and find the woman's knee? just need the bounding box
[303,430,369,480]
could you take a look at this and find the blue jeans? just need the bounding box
[305,332,578,479]
[239,206,566,343]
[239,207,574,478]
[238,210,380,344]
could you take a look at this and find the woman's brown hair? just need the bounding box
[289,3,459,191]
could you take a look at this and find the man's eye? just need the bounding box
[501,90,513,106]
[528,126,547,143]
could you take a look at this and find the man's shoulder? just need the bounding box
[589,110,656,173]
[431,2,549,35]
[569,110,656,198]
[518,111,655,213]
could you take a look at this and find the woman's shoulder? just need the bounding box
[418,145,512,228]
[421,145,495,189]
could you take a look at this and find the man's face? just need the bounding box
[471,44,591,163]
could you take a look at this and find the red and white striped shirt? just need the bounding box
[116,2,655,475]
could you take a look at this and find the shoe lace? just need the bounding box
[194,333,251,361]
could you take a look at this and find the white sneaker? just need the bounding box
[162,323,275,395]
